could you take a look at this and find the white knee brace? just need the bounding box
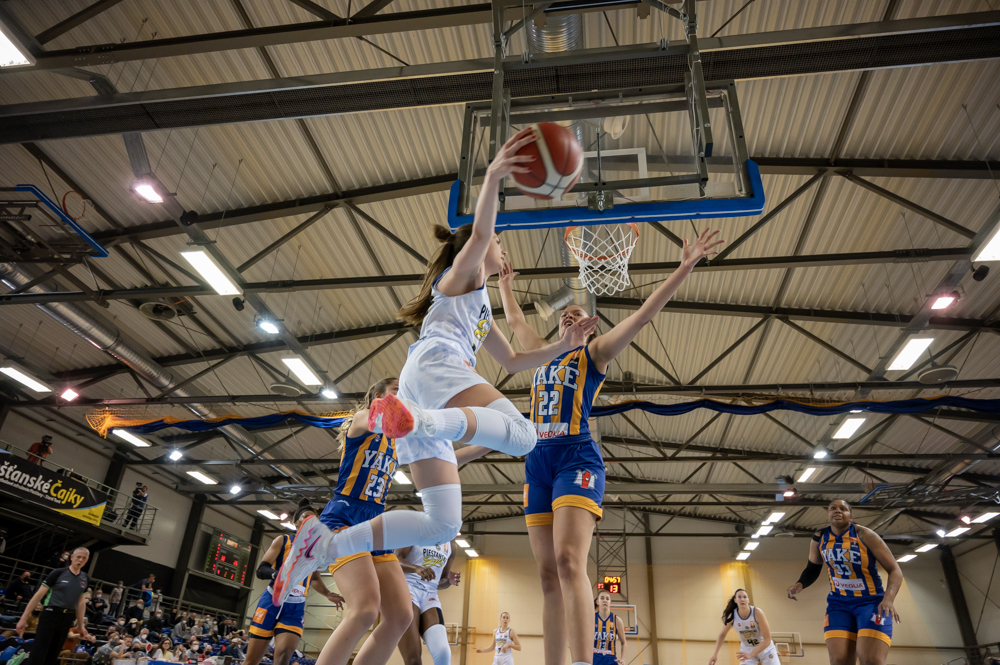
[467,398,537,457]
[380,483,463,549]
[423,623,451,665]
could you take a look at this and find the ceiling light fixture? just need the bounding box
[280,513,289,520]
[763,512,785,525]
[783,489,796,497]
[897,554,917,563]
[744,542,759,550]
[936,529,947,538]
[0,21,35,67]
[833,418,866,439]
[0,366,51,394]
[752,525,773,539]
[960,515,971,524]
[972,512,999,523]
[229,484,241,495]
[169,450,183,461]
[888,337,934,371]
[736,552,751,560]
[281,522,297,530]
[465,549,480,558]
[112,429,151,448]
[321,387,338,399]
[281,357,322,386]
[257,510,280,520]
[973,225,1000,262]
[181,250,241,296]
[456,539,470,548]
[931,294,957,310]
[944,527,970,538]
[812,447,830,459]
[131,178,164,204]
[186,470,218,485]
[393,470,412,485]
[60,388,79,401]
[797,467,817,483]
[256,319,279,334]
[915,543,938,553]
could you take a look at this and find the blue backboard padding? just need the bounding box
[448,160,765,231]
[15,184,109,257]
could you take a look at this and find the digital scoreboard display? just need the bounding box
[596,575,623,595]
[204,528,252,585]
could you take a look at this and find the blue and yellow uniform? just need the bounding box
[250,534,312,639]
[819,524,892,645]
[594,612,619,665]
[320,430,398,572]
[524,345,606,525]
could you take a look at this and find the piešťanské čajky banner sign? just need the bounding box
[0,450,107,525]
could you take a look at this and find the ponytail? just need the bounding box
[337,377,398,451]
[722,589,746,624]
[398,224,473,326]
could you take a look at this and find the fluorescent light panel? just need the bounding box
[763,512,785,525]
[133,183,163,203]
[743,542,759,550]
[915,543,938,553]
[281,522,297,531]
[888,337,934,371]
[321,387,338,399]
[797,467,817,482]
[813,448,828,459]
[897,554,917,563]
[972,512,999,523]
[229,485,241,494]
[257,320,279,334]
[169,450,184,461]
[0,367,51,393]
[945,527,970,538]
[974,225,1000,262]
[833,418,866,439]
[181,251,241,296]
[281,357,322,386]
[736,552,751,560]
[257,510,280,520]
[456,539,470,548]
[393,470,412,485]
[0,23,34,67]
[113,429,150,448]
[752,525,773,539]
[465,549,479,558]
[931,296,955,310]
[936,529,947,538]
[60,388,79,401]
[186,470,217,485]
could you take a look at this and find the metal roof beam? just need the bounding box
[34,0,126,45]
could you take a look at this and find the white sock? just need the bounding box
[326,521,374,560]
[426,408,469,440]
[380,483,463,549]
[465,398,537,456]
[423,623,451,665]
[572,661,592,665]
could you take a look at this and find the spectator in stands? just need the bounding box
[168,606,181,625]
[113,616,127,634]
[16,547,93,665]
[63,617,97,652]
[126,617,142,637]
[126,598,146,623]
[49,549,70,569]
[5,571,32,604]
[87,587,108,623]
[151,589,163,613]
[109,581,123,617]
[147,608,164,634]
[174,613,191,640]
[27,434,53,465]
[135,626,152,645]
[218,615,233,638]
[185,637,204,660]
[222,637,245,661]
[153,637,175,660]
[123,484,148,530]
[187,611,198,628]
[93,635,126,665]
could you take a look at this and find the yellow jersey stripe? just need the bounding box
[570,349,587,434]
[552,350,576,425]
[342,433,376,496]
[825,531,837,595]
[858,534,876,597]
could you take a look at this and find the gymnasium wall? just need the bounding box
[956,541,1000,645]
[289,518,977,665]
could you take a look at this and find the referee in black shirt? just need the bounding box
[17,546,93,665]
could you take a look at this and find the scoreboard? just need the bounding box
[596,575,623,595]
[204,528,252,585]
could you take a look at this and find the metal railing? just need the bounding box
[0,438,157,538]
[0,553,235,624]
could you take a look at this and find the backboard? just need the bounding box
[771,632,805,657]
[610,604,639,636]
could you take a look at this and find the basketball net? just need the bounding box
[564,223,639,295]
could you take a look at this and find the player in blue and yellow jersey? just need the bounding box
[593,590,627,665]
[497,228,723,665]
[245,499,344,665]
[787,499,903,665]
[314,378,413,665]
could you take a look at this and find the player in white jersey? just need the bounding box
[476,612,520,665]
[274,131,597,609]
[397,541,459,665]
[709,589,780,665]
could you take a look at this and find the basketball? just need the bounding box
[511,123,584,200]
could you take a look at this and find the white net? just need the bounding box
[564,223,640,295]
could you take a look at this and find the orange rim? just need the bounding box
[564,223,640,262]
[61,191,88,221]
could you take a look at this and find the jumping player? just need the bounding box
[708,589,778,665]
[274,130,598,605]
[396,541,460,665]
[496,228,722,665]
[313,378,413,665]
[593,590,627,665]
[476,612,520,665]
[246,499,344,665]
[787,499,903,665]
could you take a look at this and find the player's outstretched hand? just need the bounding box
[786,582,803,600]
[736,653,749,662]
[681,228,724,266]
[486,130,537,180]
[449,570,461,586]
[709,657,718,665]
[498,253,517,289]
[564,316,599,349]
[326,591,345,609]
[878,596,900,624]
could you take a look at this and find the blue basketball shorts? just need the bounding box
[249,588,305,639]
[824,594,892,645]
[320,495,397,572]
[523,439,605,526]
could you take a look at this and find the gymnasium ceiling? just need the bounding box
[0,0,999,553]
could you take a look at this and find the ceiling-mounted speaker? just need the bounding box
[918,364,959,384]
[139,300,178,321]
[269,381,303,397]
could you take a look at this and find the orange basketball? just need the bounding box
[511,123,584,200]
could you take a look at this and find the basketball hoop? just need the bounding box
[62,191,93,222]
[564,223,639,296]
